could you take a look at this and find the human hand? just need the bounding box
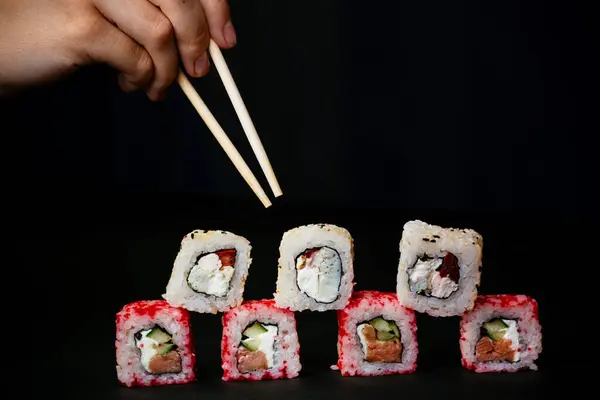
[0,0,235,100]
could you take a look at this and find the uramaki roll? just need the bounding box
[460,294,542,373]
[335,291,418,376]
[115,300,196,387]
[221,299,301,381]
[275,224,354,311]
[163,230,252,314]
[397,220,483,317]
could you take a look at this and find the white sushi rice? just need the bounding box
[460,295,542,372]
[396,220,483,317]
[163,230,252,314]
[116,306,194,387]
[338,295,418,375]
[274,224,354,311]
[221,302,301,380]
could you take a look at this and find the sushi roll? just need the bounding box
[163,229,252,314]
[460,295,542,373]
[221,299,301,381]
[396,220,483,317]
[115,300,196,387]
[274,224,355,311]
[335,291,418,376]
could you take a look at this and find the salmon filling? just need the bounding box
[408,252,460,299]
[148,350,182,374]
[187,249,236,297]
[236,321,278,373]
[135,326,182,374]
[237,348,269,373]
[357,317,402,363]
[475,318,520,363]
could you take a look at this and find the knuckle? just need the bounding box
[155,61,179,91]
[68,13,102,47]
[185,28,209,58]
[133,47,154,83]
[196,28,210,49]
[150,15,174,46]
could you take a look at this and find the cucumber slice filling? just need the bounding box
[147,326,173,344]
[389,321,400,338]
[366,317,400,341]
[376,330,396,341]
[243,322,268,338]
[369,317,391,332]
[241,337,261,351]
[156,343,176,355]
[483,319,508,341]
[134,325,180,375]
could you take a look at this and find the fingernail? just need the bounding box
[223,21,237,47]
[194,52,210,77]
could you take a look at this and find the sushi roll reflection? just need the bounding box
[163,230,252,314]
[274,224,354,311]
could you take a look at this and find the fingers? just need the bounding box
[78,0,236,100]
[82,17,154,93]
[199,0,236,49]
[149,0,209,78]
[95,0,179,100]
[149,0,234,78]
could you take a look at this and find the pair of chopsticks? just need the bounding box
[176,40,281,208]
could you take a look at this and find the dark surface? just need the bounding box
[1,0,595,215]
[17,195,583,398]
[2,0,593,397]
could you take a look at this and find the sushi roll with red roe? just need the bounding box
[460,295,542,373]
[274,224,355,311]
[115,300,196,387]
[221,299,301,381]
[163,230,252,314]
[335,291,418,377]
[396,220,483,317]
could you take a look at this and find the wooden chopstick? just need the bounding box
[208,40,283,198]
[176,70,272,208]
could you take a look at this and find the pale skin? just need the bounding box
[0,0,235,100]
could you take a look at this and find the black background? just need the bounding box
[1,0,594,398]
